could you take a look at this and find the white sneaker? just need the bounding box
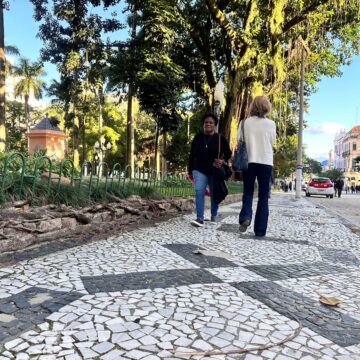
[191,219,204,227]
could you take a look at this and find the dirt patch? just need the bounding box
[0,196,194,257]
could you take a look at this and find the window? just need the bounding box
[353,143,357,151]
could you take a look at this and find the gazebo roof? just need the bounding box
[32,116,62,132]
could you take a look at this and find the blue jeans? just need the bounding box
[193,170,218,221]
[239,163,273,236]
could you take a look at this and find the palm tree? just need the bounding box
[14,58,46,132]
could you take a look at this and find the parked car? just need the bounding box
[306,177,334,198]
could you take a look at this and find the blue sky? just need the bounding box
[5,1,360,161]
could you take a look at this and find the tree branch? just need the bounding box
[282,0,332,34]
[205,0,243,50]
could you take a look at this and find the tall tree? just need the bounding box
[176,0,360,141]
[14,58,46,132]
[0,0,7,151]
[30,0,122,166]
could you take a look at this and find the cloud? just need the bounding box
[305,122,345,135]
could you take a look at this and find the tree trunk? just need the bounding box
[24,95,30,131]
[154,123,160,173]
[161,131,167,175]
[126,83,134,177]
[24,95,30,151]
[72,106,80,168]
[221,92,237,140]
[0,4,5,152]
[98,86,103,164]
[126,11,137,178]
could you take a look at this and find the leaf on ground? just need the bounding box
[318,294,342,306]
[193,248,232,259]
[350,227,360,233]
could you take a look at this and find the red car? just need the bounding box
[306,177,334,198]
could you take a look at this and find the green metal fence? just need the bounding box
[0,152,243,203]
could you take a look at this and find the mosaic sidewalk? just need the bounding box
[0,193,360,359]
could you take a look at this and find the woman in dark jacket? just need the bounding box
[188,113,232,227]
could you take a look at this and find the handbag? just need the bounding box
[217,134,232,180]
[232,119,248,172]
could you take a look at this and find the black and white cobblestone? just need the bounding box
[0,193,359,359]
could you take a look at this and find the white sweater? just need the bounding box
[237,116,276,166]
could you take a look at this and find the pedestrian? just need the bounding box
[289,181,292,192]
[238,96,276,237]
[351,185,355,194]
[337,178,344,198]
[188,112,232,227]
[334,179,338,197]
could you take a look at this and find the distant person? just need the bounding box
[188,112,231,227]
[238,96,276,237]
[351,185,355,194]
[336,178,344,198]
[289,181,292,191]
[334,180,338,197]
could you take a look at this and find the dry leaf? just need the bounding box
[193,248,232,260]
[318,294,342,307]
[350,227,360,234]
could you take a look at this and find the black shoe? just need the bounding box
[191,219,204,227]
[255,233,265,237]
[239,219,250,233]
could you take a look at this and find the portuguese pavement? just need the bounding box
[0,193,360,359]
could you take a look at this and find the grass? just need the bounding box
[0,173,243,208]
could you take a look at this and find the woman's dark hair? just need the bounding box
[202,112,218,126]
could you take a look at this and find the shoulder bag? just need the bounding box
[232,119,248,172]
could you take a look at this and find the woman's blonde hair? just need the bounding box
[249,96,272,118]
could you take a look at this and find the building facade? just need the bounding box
[334,130,346,170]
[342,125,360,173]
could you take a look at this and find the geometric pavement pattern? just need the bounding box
[0,193,360,359]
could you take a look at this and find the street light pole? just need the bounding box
[214,81,224,132]
[296,47,305,199]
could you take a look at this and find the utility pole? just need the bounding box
[296,47,305,199]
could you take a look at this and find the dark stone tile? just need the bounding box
[163,244,238,268]
[245,262,350,281]
[0,239,92,265]
[318,247,360,266]
[0,287,82,345]
[233,281,360,347]
[0,303,17,314]
[82,268,223,294]
[217,224,310,245]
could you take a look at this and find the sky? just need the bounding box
[5,1,360,162]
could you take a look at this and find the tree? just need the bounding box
[14,58,46,133]
[0,0,6,151]
[321,168,343,181]
[305,157,322,175]
[175,0,360,141]
[30,0,122,167]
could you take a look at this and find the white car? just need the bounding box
[306,177,334,198]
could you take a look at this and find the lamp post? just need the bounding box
[94,138,112,169]
[296,47,305,199]
[214,80,225,132]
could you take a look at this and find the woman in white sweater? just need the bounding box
[237,96,276,237]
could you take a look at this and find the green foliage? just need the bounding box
[304,157,323,175]
[320,168,344,181]
[273,134,298,178]
[165,123,190,172]
[14,58,46,99]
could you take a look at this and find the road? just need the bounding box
[305,192,360,227]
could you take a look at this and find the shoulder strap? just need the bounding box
[218,133,221,159]
[241,119,246,142]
